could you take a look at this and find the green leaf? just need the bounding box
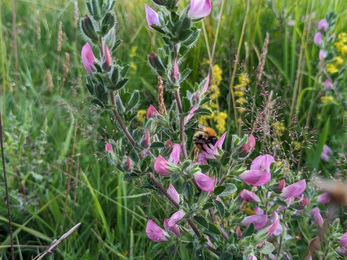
[202,203,214,210]
[126,90,140,110]
[243,223,255,237]
[199,164,211,174]
[150,24,166,34]
[114,78,129,90]
[141,183,158,190]
[193,216,209,229]
[274,199,287,207]
[260,243,275,254]
[214,186,226,195]
[179,29,193,41]
[208,223,221,235]
[219,252,233,260]
[219,184,237,197]
[140,156,151,172]
[183,181,194,202]
[213,200,225,217]
[179,68,192,83]
[182,97,191,113]
[193,108,212,116]
[149,142,165,149]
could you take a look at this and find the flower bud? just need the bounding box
[101,13,115,35]
[323,79,332,90]
[153,155,170,175]
[248,254,257,260]
[269,211,282,236]
[145,4,161,30]
[193,75,209,101]
[239,189,260,202]
[236,226,242,239]
[143,128,150,146]
[241,215,268,230]
[310,207,324,228]
[103,45,112,70]
[105,143,113,153]
[188,0,212,19]
[239,170,271,186]
[194,172,216,192]
[147,105,159,119]
[148,52,166,75]
[314,32,322,45]
[81,43,96,74]
[126,157,132,170]
[146,219,169,242]
[81,15,99,42]
[266,219,280,236]
[272,179,286,194]
[167,184,180,204]
[168,144,181,165]
[166,140,173,153]
[281,180,306,198]
[204,235,212,247]
[291,197,309,210]
[172,58,179,81]
[185,107,198,123]
[318,19,328,30]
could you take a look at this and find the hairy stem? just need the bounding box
[0,113,15,260]
[174,89,188,159]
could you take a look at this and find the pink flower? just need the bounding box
[147,105,159,119]
[269,211,282,236]
[216,195,220,201]
[201,132,227,159]
[273,179,286,193]
[173,58,179,80]
[145,4,161,30]
[239,170,271,186]
[168,144,181,164]
[323,79,332,90]
[250,154,275,172]
[167,184,180,204]
[197,152,208,165]
[314,32,322,45]
[185,107,199,123]
[105,143,113,152]
[240,135,255,156]
[278,197,294,211]
[166,140,173,153]
[336,247,347,256]
[319,50,326,61]
[254,207,264,215]
[239,189,260,202]
[188,0,212,19]
[281,180,306,198]
[241,214,268,230]
[317,192,331,204]
[339,232,347,247]
[81,43,96,74]
[310,207,324,228]
[266,219,280,236]
[194,172,216,192]
[167,209,185,227]
[236,226,242,239]
[143,128,150,146]
[153,155,170,175]
[321,153,329,161]
[318,19,328,30]
[126,157,132,170]
[146,219,169,242]
[323,144,332,155]
[164,219,180,236]
[298,197,309,209]
[104,45,112,70]
[248,254,257,260]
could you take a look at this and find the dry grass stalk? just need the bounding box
[36,11,41,41]
[74,2,79,29]
[57,22,62,52]
[193,147,199,163]
[158,76,166,115]
[256,32,269,85]
[46,69,54,92]
[62,53,70,85]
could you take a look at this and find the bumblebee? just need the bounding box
[193,125,218,152]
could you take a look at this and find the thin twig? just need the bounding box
[0,113,15,260]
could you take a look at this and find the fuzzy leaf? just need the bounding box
[193,108,212,116]
[219,184,237,197]
[214,200,225,217]
[219,253,233,260]
[243,223,255,237]
[149,142,165,149]
[193,216,209,229]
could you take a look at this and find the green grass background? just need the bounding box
[0,0,347,259]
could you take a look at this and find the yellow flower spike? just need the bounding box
[333,56,343,66]
[130,62,137,71]
[320,96,334,104]
[130,46,138,58]
[292,141,301,151]
[326,63,339,74]
[277,161,282,166]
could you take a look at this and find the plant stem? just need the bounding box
[10,0,18,115]
[174,89,188,159]
[276,209,286,260]
[0,113,15,260]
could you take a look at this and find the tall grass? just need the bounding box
[0,0,347,259]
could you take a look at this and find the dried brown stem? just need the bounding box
[0,113,14,260]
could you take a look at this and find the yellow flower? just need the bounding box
[338,33,347,43]
[326,63,339,74]
[273,122,285,136]
[130,46,138,58]
[136,109,146,123]
[236,97,246,104]
[130,62,137,71]
[212,65,222,87]
[235,91,244,97]
[333,56,343,66]
[214,112,227,133]
[292,141,301,151]
[317,113,322,120]
[239,73,250,85]
[277,161,282,166]
[320,96,334,104]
